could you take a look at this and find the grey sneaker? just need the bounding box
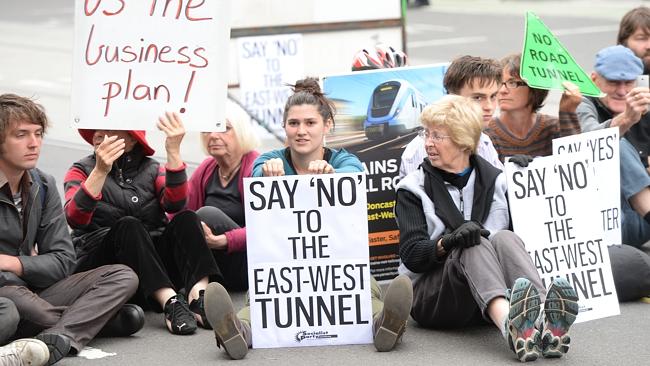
[506,278,542,362]
[204,282,250,360]
[373,274,413,352]
[0,338,49,366]
[541,277,579,358]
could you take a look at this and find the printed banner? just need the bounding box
[244,173,373,348]
[72,0,231,131]
[521,12,601,97]
[553,128,621,246]
[238,34,304,137]
[506,155,619,323]
[322,64,448,281]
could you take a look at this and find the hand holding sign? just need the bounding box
[157,111,185,169]
[308,160,335,174]
[559,81,583,113]
[261,158,285,176]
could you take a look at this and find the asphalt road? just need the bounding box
[3,1,650,365]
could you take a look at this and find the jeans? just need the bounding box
[620,138,650,247]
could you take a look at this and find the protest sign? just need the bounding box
[244,173,373,348]
[553,128,621,246]
[521,12,601,97]
[506,155,619,323]
[322,64,447,281]
[238,34,304,138]
[72,0,230,131]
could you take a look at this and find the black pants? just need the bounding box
[74,211,222,308]
[196,206,248,291]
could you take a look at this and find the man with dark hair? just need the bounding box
[399,55,504,178]
[0,93,140,365]
[617,6,650,169]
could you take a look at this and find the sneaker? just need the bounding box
[99,304,145,337]
[506,278,542,362]
[541,277,579,358]
[189,290,212,329]
[0,338,49,366]
[373,274,413,352]
[163,294,198,335]
[33,334,71,366]
[204,282,249,360]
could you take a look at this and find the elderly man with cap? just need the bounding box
[63,112,222,335]
[575,45,650,249]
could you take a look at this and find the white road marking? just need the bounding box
[409,36,488,49]
[78,347,117,360]
[551,25,619,36]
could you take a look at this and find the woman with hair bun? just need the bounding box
[202,77,413,360]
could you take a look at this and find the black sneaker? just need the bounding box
[164,294,197,335]
[506,278,542,362]
[190,290,212,329]
[99,304,145,337]
[34,333,71,366]
[541,277,579,358]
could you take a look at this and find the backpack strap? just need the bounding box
[29,169,47,210]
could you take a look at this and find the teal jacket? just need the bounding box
[252,148,364,177]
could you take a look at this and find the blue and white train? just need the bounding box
[364,79,428,140]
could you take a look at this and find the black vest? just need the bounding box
[71,146,167,238]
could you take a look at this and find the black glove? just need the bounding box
[508,154,534,167]
[441,221,491,251]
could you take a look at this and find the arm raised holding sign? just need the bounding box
[205,77,413,359]
[63,119,223,335]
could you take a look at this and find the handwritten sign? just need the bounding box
[72,0,231,131]
[506,155,619,323]
[553,128,621,246]
[244,173,373,348]
[238,34,304,137]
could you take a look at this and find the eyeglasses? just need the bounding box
[501,80,528,90]
[418,129,450,143]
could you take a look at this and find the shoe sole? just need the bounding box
[374,275,413,352]
[508,278,542,362]
[34,334,71,366]
[542,277,579,358]
[204,282,248,360]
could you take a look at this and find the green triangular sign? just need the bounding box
[521,12,602,97]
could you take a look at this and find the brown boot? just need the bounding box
[373,274,413,352]
[204,282,251,360]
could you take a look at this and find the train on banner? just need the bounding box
[322,64,448,281]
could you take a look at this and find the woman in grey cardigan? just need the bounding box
[395,95,579,362]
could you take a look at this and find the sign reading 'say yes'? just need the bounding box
[72,0,231,131]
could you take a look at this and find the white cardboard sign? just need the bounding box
[72,0,231,131]
[506,154,619,323]
[237,34,304,137]
[244,173,373,348]
[552,128,621,246]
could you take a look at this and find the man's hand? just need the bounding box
[307,160,334,174]
[559,81,583,113]
[0,254,23,277]
[623,86,650,124]
[261,158,285,176]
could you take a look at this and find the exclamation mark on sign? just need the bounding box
[180,70,196,113]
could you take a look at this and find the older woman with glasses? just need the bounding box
[395,95,579,362]
[485,53,582,162]
[186,102,260,299]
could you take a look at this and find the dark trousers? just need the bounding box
[196,206,248,291]
[0,265,137,352]
[0,297,19,344]
[411,230,545,328]
[75,211,222,308]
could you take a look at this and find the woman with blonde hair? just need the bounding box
[395,95,579,362]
